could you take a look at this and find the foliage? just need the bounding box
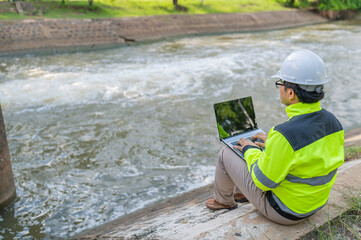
[277,0,311,8]
[278,0,361,10]
[297,0,310,8]
[318,0,361,10]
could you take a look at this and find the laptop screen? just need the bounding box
[214,96,258,140]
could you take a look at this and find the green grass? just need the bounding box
[0,12,24,20]
[0,0,289,19]
[300,189,361,240]
[345,145,361,161]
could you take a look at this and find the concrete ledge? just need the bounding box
[345,128,361,146]
[72,131,361,240]
[0,10,328,56]
[73,159,361,239]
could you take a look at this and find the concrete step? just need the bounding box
[73,158,361,240]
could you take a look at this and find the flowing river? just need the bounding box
[0,19,360,239]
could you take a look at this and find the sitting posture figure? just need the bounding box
[206,49,344,225]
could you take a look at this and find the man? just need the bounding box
[206,49,344,225]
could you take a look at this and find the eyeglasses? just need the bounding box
[275,80,285,89]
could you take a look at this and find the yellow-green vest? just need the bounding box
[244,101,344,218]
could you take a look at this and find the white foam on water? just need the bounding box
[0,53,242,112]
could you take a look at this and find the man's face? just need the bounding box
[279,85,288,105]
[275,80,299,106]
[279,84,293,106]
[275,79,295,106]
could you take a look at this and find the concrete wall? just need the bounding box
[0,10,328,55]
[0,105,16,210]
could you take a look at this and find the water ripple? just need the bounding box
[0,19,360,239]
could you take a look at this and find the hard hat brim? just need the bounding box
[271,75,280,79]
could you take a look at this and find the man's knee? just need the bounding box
[218,146,230,162]
[218,147,239,167]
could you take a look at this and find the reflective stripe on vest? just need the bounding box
[251,160,337,188]
[285,168,338,186]
[251,160,281,189]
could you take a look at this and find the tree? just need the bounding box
[172,0,188,11]
[88,0,93,9]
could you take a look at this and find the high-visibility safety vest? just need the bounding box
[244,101,344,219]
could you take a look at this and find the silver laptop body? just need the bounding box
[214,96,265,159]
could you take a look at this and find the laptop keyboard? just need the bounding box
[231,137,253,146]
[231,137,264,146]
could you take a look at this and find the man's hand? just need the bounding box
[251,133,268,148]
[233,138,258,152]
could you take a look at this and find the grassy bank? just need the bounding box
[345,145,361,161]
[301,188,361,240]
[0,0,288,19]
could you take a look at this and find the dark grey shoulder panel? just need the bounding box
[274,109,343,151]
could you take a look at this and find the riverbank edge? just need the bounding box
[0,9,329,56]
[73,129,361,239]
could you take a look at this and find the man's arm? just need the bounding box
[237,129,296,191]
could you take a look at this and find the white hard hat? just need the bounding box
[271,49,328,92]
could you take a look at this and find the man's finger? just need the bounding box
[239,138,258,147]
[252,133,261,138]
[255,142,265,148]
[238,138,251,144]
[252,133,268,142]
[233,145,243,151]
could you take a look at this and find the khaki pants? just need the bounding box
[214,147,304,225]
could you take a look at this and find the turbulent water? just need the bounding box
[0,19,360,239]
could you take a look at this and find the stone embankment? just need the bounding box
[0,10,328,55]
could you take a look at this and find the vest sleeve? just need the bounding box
[244,128,296,191]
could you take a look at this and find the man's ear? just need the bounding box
[288,88,296,100]
[287,88,300,103]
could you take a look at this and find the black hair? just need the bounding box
[283,81,325,103]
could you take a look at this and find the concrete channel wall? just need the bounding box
[0,10,328,55]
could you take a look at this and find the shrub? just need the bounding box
[277,0,309,8]
[279,0,361,10]
[318,0,361,10]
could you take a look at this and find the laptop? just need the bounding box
[214,96,265,159]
